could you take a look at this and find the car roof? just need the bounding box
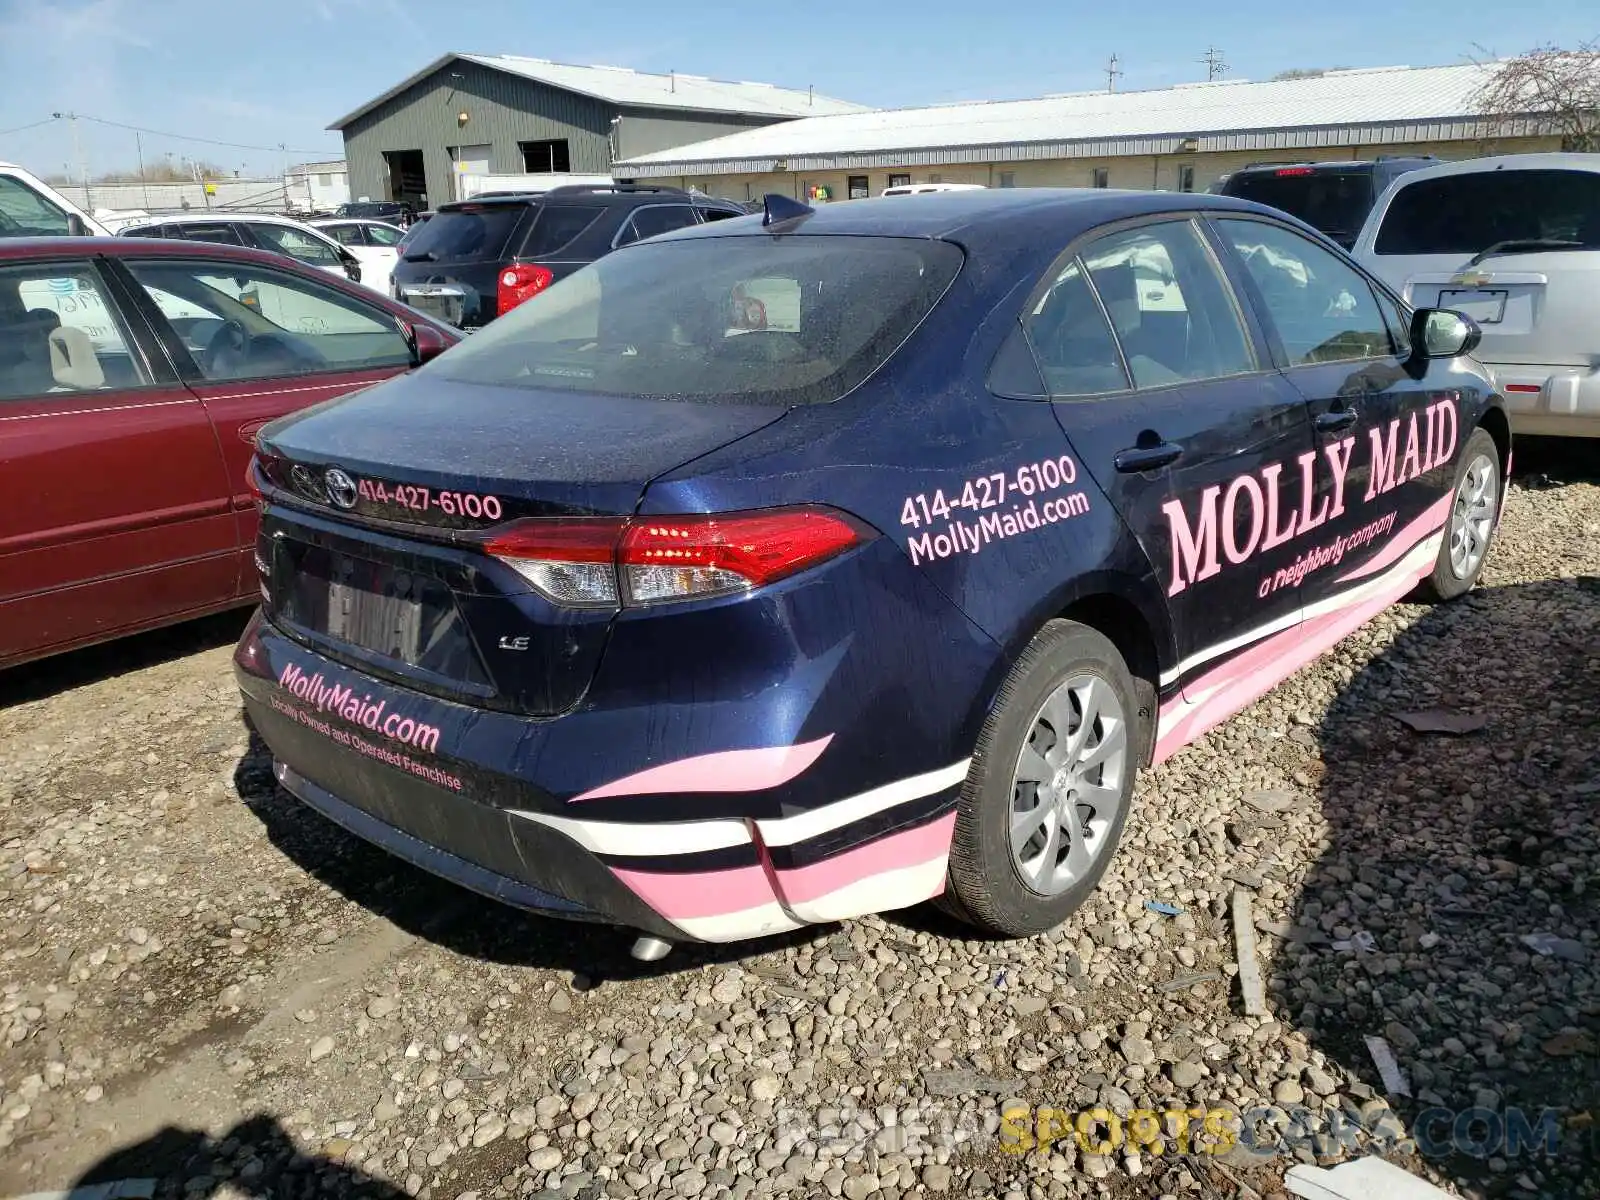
[1227,156,1435,174]
[0,234,336,266]
[1370,152,1600,185]
[119,212,320,229]
[434,187,720,213]
[645,188,1303,248]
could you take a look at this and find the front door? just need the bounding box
[1033,218,1316,719]
[1211,216,1454,622]
[111,255,419,595]
[0,257,234,664]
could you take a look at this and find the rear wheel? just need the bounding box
[1420,427,1500,602]
[940,620,1141,937]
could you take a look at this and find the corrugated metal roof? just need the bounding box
[614,63,1508,174]
[328,53,867,129]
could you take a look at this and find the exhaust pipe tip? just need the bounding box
[630,936,672,962]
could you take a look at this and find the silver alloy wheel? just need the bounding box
[1009,672,1129,897]
[1448,452,1497,580]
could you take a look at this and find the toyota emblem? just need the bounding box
[324,468,359,510]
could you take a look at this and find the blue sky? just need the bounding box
[0,0,1592,180]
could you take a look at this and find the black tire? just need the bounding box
[939,620,1143,937]
[1419,427,1501,603]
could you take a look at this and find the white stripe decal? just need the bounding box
[503,810,750,857]
[670,903,805,942]
[753,759,971,848]
[1158,608,1305,687]
[787,855,950,925]
[506,758,972,859]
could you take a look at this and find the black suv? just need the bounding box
[389,184,746,329]
[1210,157,1438,249]
[336,201,414,225]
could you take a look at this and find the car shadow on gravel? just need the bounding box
[0,610,250,709]
[68,1113,405,1199]
[231,723,829,983]
[1278,571,1599,1196]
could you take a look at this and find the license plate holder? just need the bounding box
[1438,288,1508,324]
[324,554,426,663]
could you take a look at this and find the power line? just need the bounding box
[1105,54,1123,93]
[0,117,59,139]
[1200,46,1229,82]
[19,111,337,156]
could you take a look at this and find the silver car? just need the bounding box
[1353,153,1600,438]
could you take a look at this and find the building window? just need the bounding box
[998,171,1016,188]
[520,139,572,173]
[928,173,942,183]
[317,173,332,187]
[888,173,911,188]
[847,175,869,199]
[1092,167,1109,188]
[1178,165,1196,193]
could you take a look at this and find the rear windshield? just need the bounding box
[521,204,605,257]
[400,205,524,261]
[1374,169,1600,255]
[420,235,964,406]
[1223,169,1374,246]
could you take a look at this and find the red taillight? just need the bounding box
[498,263,555,315]
[482,507,867,608]
[1274,167,1315,176]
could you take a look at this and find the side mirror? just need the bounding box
[342,252,362,283]
[407,322,450,367]
[1410,308,1481,360]
[66,213,90,237]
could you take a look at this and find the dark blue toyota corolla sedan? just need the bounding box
[235,188,1509,957]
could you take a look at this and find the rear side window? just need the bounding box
[1374,169,1600,255]
[1222,169,1374,246]
[401,205,525,261]
[615,205,698,247]
[421,235,963,406]
[520,205,604,257]
[1021,260,1128,396]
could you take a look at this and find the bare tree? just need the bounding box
[1474,38,1600,151]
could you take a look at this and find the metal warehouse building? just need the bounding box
[610,63,1564,200]
[328,53,865,212]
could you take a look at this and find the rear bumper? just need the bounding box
[1487,363,1600,438]
[234,596,984,944]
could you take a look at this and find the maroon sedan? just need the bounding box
[0,235,459,669]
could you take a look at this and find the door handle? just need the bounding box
[1113,441,1183,473]
[1314,407,1360,434]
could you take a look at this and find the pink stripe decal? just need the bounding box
[1335,494,1450,584]
[773,812,957,906]
[1155,553,1431,763]
[611,864,777,920]
[570,735,833,802]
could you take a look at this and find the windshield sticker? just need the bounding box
[1163,395,1458,597]
[901,455,1092,565]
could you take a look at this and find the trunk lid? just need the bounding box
[391,202,534,328]
[1391,252,1600,368]
[255,372,790,715]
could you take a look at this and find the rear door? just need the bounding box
[1358,167,1600,369]
[0,255,234,665]
[392,202,533,328]
[1212,216,1448,616]
[112,254,418,593]
[1030,217,1315,699]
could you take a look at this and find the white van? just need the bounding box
[879,183,988,197]
[0,163,111,237]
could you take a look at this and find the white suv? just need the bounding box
[0,163,110,237]
[1353,153,1600,438]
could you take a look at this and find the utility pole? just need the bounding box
[1105,54,1123,93]
[1200,46,1229,82]
[135,130,150,209]
[52,111,90,211]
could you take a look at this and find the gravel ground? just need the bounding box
[1,448,1596,1200]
